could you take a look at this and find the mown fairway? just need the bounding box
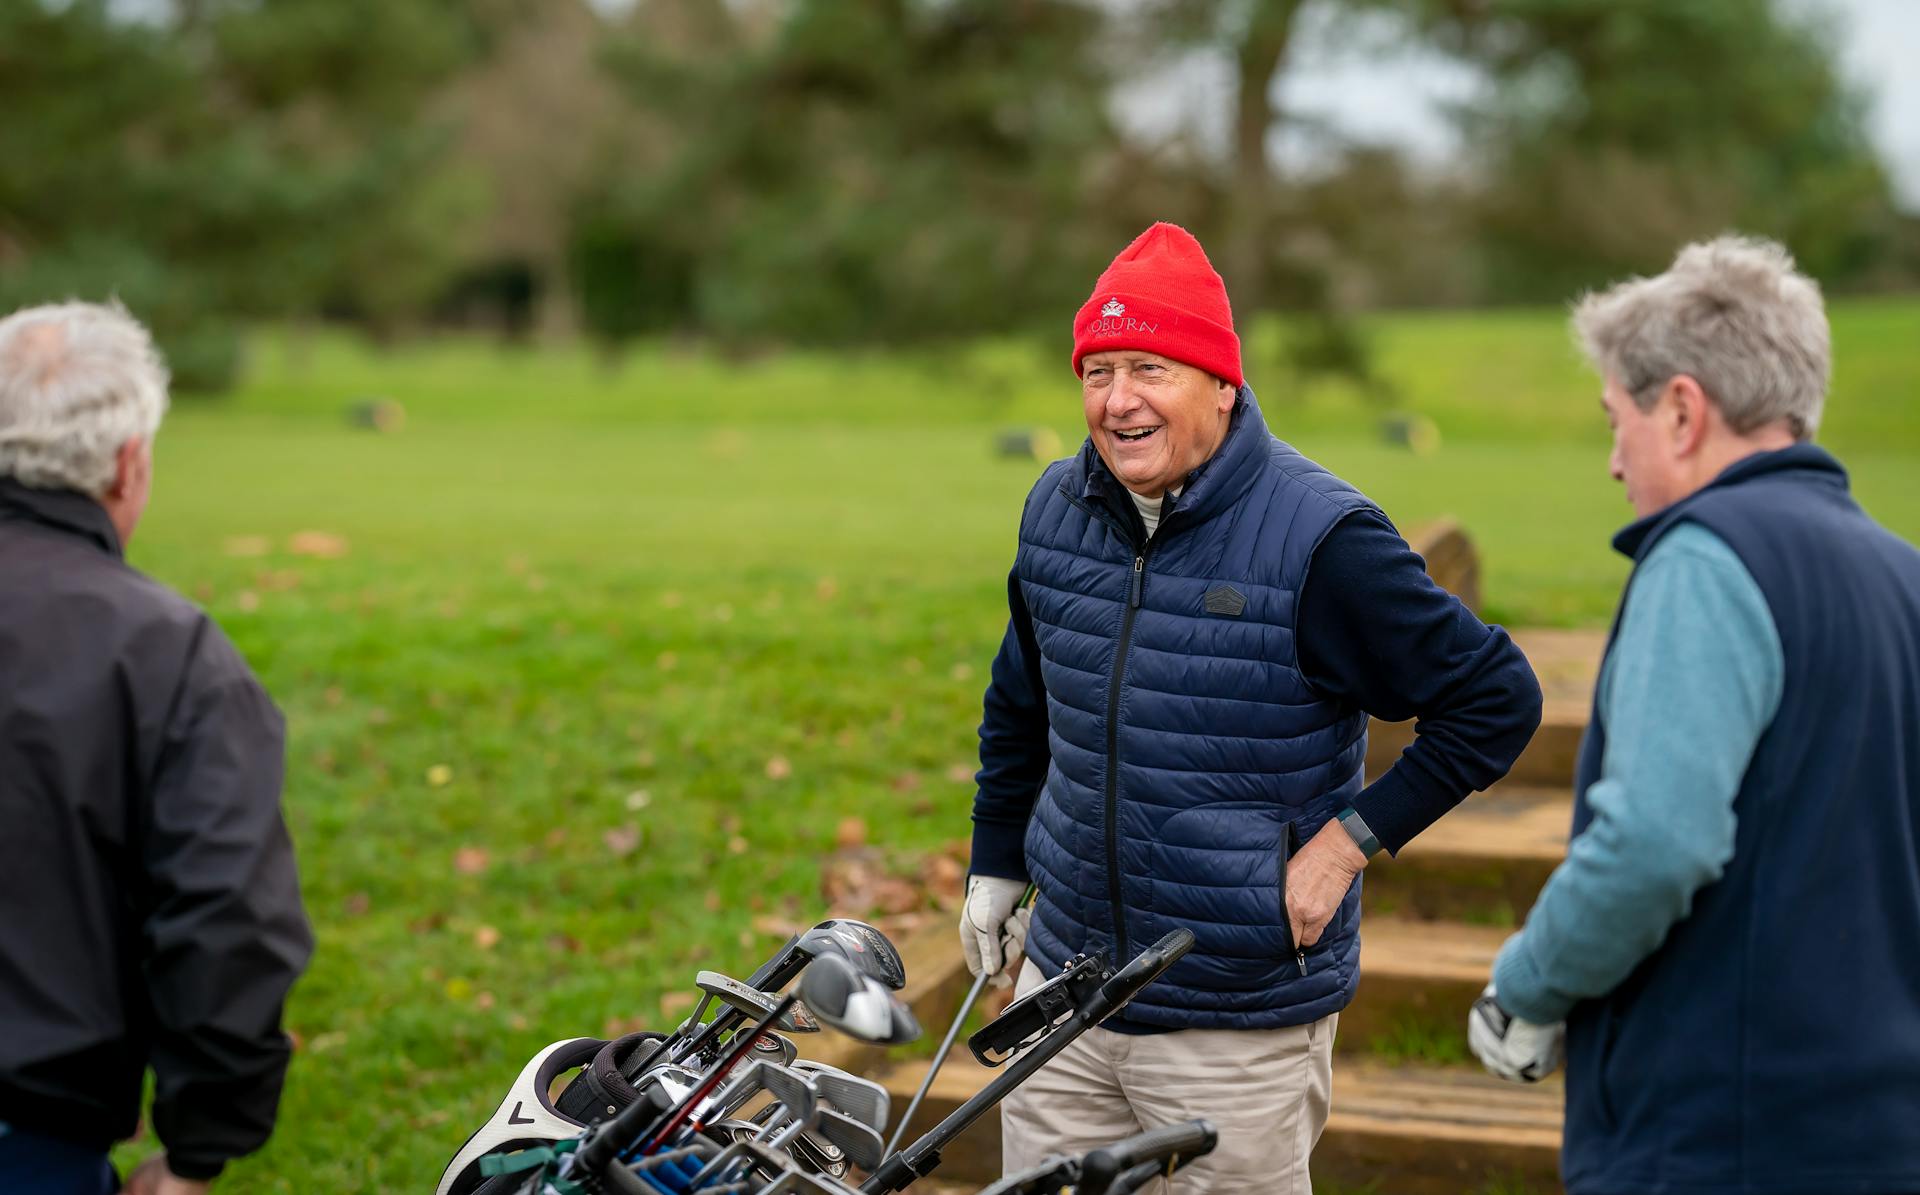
[116,301,1918,1191]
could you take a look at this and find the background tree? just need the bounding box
[1408,0,1903,298]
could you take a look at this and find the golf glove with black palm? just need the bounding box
[960,875,1030,988]
[1468,982,1565,1083]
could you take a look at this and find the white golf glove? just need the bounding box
[1468,982,1565,1083]
[959,875,1030,988]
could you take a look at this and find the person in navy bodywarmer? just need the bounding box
[959,223,1543,1192]
[1469,236,1920,1195]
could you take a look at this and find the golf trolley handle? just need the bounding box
[859,929,1195,1194]
[1080,928,1194,1024]
[1075,1120,1217,1195]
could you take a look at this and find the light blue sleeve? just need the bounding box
[1492,523,1783,1024]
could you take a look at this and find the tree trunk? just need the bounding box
[1228,0,1306,310]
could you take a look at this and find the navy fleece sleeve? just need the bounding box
[970,567,1049,880]
[1297,511,1542,855]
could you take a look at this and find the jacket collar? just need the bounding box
[1070,386,1273,538]
[0,477,124,558]
[1612,442,1848,561]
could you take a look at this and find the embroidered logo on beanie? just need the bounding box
[1101,299,1125,318]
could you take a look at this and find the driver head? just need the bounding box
[799,955,922,1045]
[795,920,907,990]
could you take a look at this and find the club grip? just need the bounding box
[1080,929,1194,1025]
[1076,1120,1217,1195]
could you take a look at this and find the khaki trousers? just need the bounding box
[999,960,1337,1195]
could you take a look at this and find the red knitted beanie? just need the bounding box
[1072,222,1242,387]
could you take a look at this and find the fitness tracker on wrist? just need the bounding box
[1336,806,1382,860]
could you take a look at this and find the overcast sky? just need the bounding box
[1114,0,1920,211]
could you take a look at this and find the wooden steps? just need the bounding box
[1363,785,1572,923]
[1317,1062,1562,1195]
[1339,918,1509,1052]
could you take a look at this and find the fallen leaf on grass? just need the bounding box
[547,933,582,955]
[835,818,867,850]
[474,925,501,950]
[223,535,270,558]
[343,892,371,917]
[890,772,922,793]
[603,824,642,857]
[235,591,260,613]
[453,846,490,875]
[660,991,698,1019]
[288,531,349,558]
[764,756,792,780]
[727,835,749,854]
[427,764,453,787]
[946,763,975,784]
[625,789,651,811]
[928,855,966,905]
[871,877,921,915]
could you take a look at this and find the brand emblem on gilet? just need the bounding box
[1203,585,1246,616]
[508,1101,536,1125]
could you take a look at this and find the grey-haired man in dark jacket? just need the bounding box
[0,303,311,1195]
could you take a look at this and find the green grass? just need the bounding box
[1366,1016,1472,1067]
[106,300,1920,1190]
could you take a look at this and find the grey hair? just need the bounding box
[1572,235,1830,439]
[0,301,170,494]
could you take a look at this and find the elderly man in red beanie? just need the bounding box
[960,223,1543,1190]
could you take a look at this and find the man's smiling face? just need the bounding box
[1080,350,1236,498]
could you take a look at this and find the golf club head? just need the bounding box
[697,970,821,1033]
[750,1031,799,1067]
[795,919,907,990]
[705,1117,764,1143]
[788,1130,852,1180]
[758,1065,822,1145]
[812,1106,886,1171]
[791,1060,890,1131]
[799,955,922,1045]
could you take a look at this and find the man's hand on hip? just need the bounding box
[1285,819,1367,948]
[120,1155,212,1195]
[960,875,1030,987]
[1468,983,1564,1083]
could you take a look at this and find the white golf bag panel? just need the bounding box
[435,1037,602,1195]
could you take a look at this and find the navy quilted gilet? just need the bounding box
[1016,390,1374,1030]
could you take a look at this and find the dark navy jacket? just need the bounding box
[972,392,1377,1029]
[1563,446,1920,1194]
